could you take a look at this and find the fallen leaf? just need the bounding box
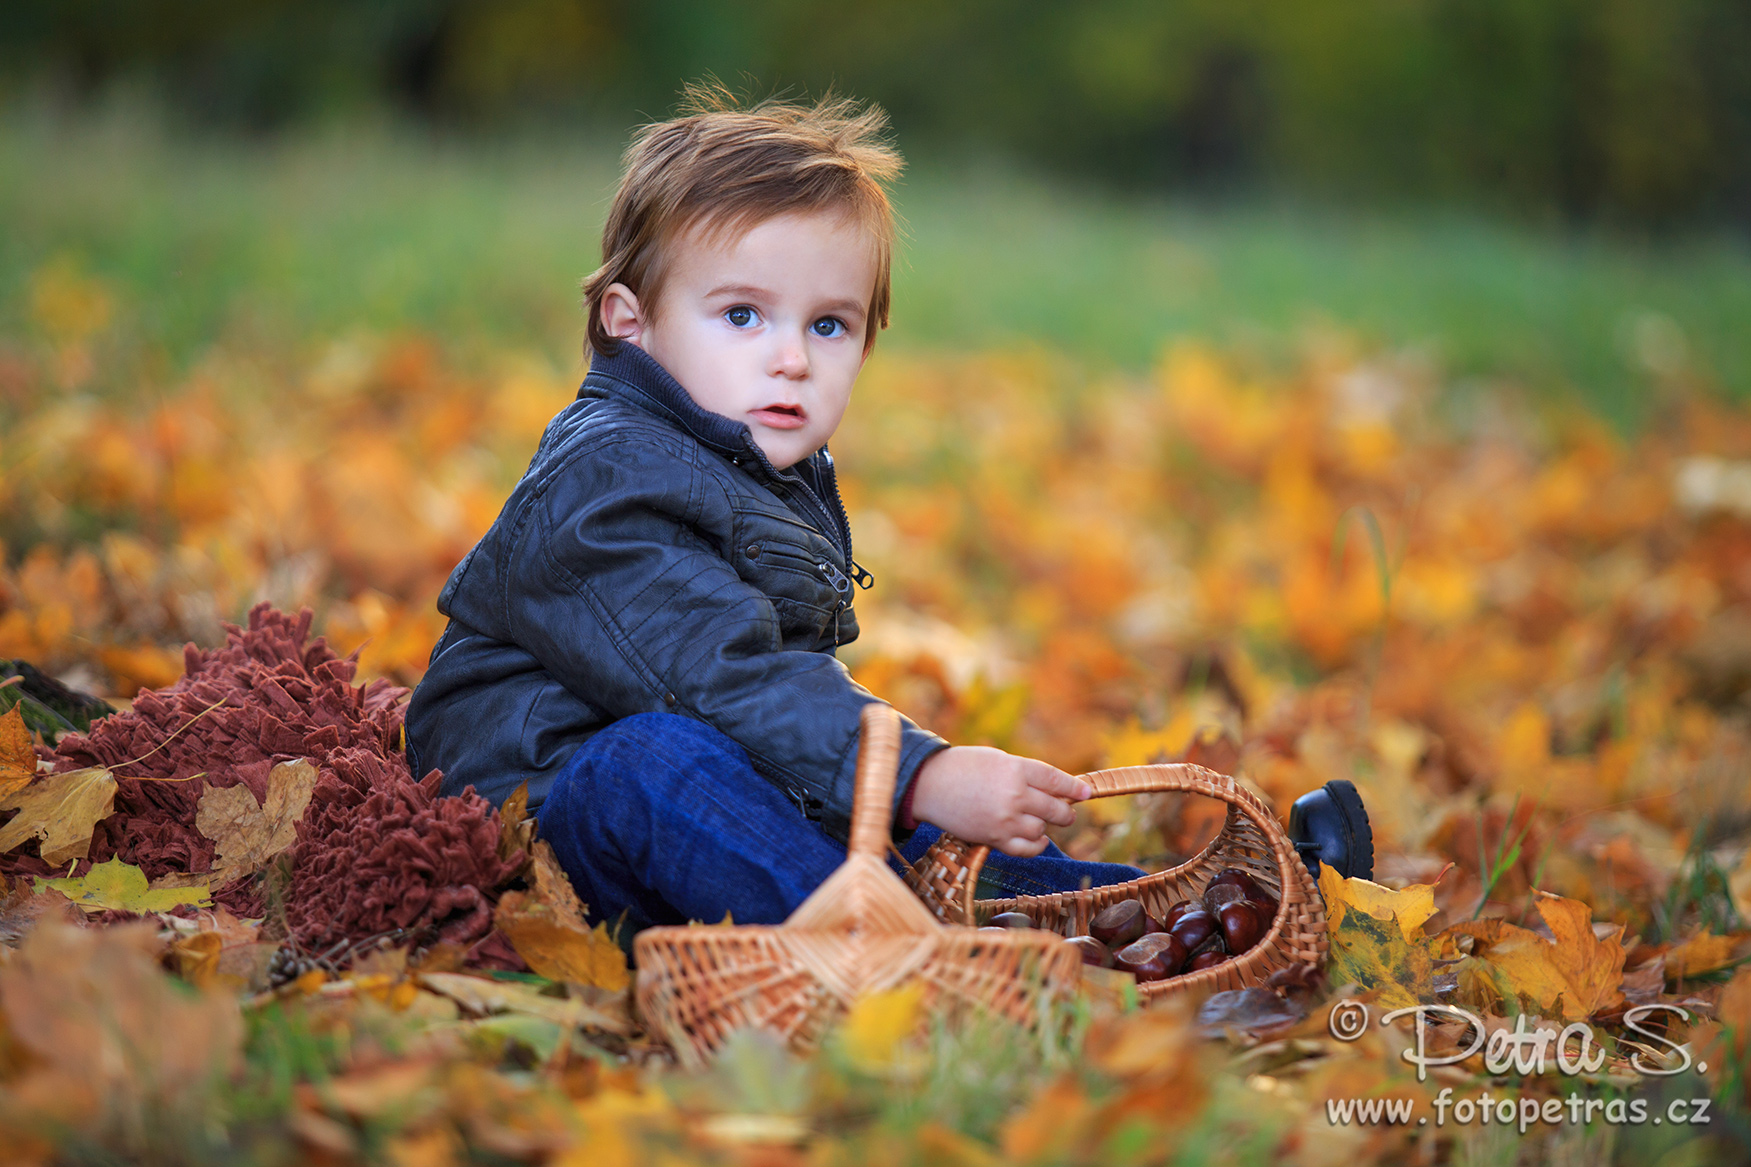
[0,877,80,947]
[0,706,36,801]
[493,891,631,993]
[1665,931,1746,980]
[1442,891,1626,1020]
[497,779,534,868]
[1195,987,1308,1038]
[0,766,116,865]
[167,931,223,988]
[491,840,630,992]
[0,915,242,1146]
[1320,865,1442,1010]
[416,971,629,1033]
[839,983,926,1076]
[195,759,318,882]
[36,857,213,914]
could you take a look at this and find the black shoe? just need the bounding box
[1289,779,1374,881]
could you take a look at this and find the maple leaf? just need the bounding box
[1440,891,1625,1020]
[1319,865,1442,1011]
[195,759,318,883]
[0,704,37,802]
[492,839,631,993]
[0,765,117,865]
[36,857,213,914]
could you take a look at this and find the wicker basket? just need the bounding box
[634,705,1084,1067]
[900,763,1326,1002]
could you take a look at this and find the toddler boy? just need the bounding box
[406,90,1143,931]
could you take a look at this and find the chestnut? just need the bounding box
[1113,933,1187,982]
[1188,951,1227,972]
[1066,935,1114,968]
[1158,901,1195,932]
[1217,901,1264,955]
[1202,882,1248,914]
[1090,899,1147,949]
[1169,907,1218,955]
[1246,891,1279,925]
[977,926,1009,933]
[989,911,1035,929]
[1208,867,1264,900]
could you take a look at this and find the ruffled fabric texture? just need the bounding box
[1,604,520,945]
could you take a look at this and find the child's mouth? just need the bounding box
[751,404,808,429]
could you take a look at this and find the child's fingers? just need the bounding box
[1026,764,1092,803]
[1018,787,1076,828]
[999,834,1049,858]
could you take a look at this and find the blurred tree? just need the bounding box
[2,0,1747,225]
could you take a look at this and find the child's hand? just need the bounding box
[908,746,1093,857]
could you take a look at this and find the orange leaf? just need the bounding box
[1441,892,1625,1020]
[0,705,37,802]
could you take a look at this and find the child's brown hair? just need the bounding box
[583,84,904,359]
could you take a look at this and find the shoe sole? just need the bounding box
[1322,779,1374,881]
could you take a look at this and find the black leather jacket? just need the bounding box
[405,342,947,844]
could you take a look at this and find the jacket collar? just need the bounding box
[581,341,760,462]
[578,342,853,556]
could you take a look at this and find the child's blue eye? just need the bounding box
[725,306,758,328]
[811,317,846,339]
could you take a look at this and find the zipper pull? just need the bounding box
[849,559,875,590]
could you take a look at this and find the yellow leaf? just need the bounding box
[0,705,37,801]
[168,931,223,988]
[493,890,630,993]
[194,759,318,882]
[1442,892,1625,1020]
[1319,865,1441,1010]
[1666,932,1745,980]
[0,765,117,865]
[36,857,212,914]
[839,982,925,1075]
[416,971,628,1033]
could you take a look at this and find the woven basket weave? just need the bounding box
[634,705,1083,1067]
[900,763,1326,1002]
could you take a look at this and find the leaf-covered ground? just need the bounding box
[2,265,1750,1164]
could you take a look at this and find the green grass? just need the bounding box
[4,106,1750,427]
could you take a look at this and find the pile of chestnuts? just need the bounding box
[977,866,1280,984]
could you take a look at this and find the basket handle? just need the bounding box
[848,703,902,857]
[902,761,1280,924]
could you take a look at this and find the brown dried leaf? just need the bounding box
[0,877,81,947]
[0,705,37,802]
[195,759,317,882]
[0,766,117,865]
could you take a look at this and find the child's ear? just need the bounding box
[599,283,646,347]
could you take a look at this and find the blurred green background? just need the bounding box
[3,0,1750,424]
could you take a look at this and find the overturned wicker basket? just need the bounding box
[901,763,1327,1001]
[634,704,1083,1068]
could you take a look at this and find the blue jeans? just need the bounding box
[535,712,1145,933]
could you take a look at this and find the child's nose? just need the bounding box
[771,332,810,379]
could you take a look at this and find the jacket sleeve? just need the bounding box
[506,436,946,845]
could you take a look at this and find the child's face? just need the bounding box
[600,209,878,470]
